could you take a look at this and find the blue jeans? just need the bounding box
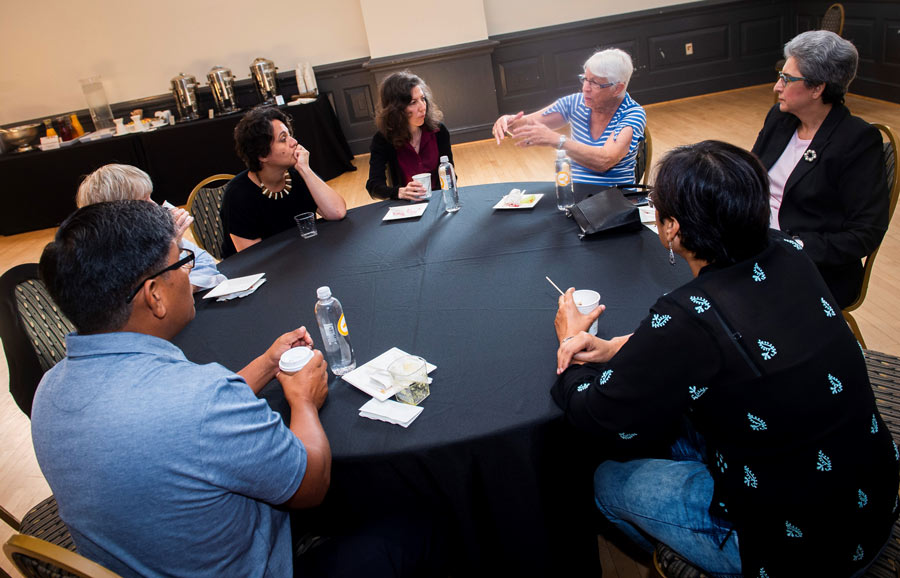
[593,434,742,578]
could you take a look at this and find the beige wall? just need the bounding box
[360,0,488,58]
[0,0,370,125]
[483,0,686,35]
[1,0,688,126]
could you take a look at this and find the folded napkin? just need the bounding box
[204,273,266,300]
[215,277,266,301]
[359,398,424,428]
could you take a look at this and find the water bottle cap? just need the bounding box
[439,155,449,162]
[316,286,331,300]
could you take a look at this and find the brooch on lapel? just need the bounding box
[803,149,817,162]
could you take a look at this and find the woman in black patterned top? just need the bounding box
[552,141,898,577]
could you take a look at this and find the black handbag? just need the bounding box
[569,185,647,238]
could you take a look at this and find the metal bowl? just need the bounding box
[0,123,40,152]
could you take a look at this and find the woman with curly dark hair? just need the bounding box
[219,106,346,257]
[366,71,454,201]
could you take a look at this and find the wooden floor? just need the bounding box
[1,84,898,577]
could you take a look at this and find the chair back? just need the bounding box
[4,534,122,578]
[0,264,73,417]
[634,126,653,186]
[186,174,233,261]
[821,3,845,36]
[842,124,899,347]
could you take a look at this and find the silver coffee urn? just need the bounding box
[171,73,200,122]
[207,66,239,115]
[250,57,279,104]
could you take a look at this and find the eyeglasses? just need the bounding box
[776,71,807,84]
[127,249,195,302]
[578,74,616,90]
[647,192,656,210]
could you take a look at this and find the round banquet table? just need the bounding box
[173,181,692,576]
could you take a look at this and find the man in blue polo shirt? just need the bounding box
[31,200,333,577]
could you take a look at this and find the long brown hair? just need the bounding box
[375,71,443,148]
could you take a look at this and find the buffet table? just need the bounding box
[0,97,354,235]
[173,182,692,576]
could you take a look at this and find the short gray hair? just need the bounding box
[784,30,858,105]
[584,48,634,90]
[76,164,153,208]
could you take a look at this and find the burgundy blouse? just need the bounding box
[395,129,440,190]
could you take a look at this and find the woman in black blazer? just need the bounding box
[366,71,453,201]
[752,30,889,309]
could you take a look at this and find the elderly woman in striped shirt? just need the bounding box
[492,48,646,186]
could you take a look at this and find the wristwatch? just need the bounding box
[557,135,567,150]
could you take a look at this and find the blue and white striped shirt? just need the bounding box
[545,92,646,185]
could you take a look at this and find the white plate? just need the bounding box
[342,347,436,401]
[493,193,543,210]
[383,203,428,221]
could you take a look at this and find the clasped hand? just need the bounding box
[399,179,428,201]
[554,288,609,374]
[268,327,329,409]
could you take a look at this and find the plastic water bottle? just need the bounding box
[314,286,356,375]
[555,150,574,211]
[438,156,460,213]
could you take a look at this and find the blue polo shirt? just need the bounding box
[31,331,306,578]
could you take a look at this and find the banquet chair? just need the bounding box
[843,124,899,348]
[4,534,121,578]
[186,174,234,261]
[0,263,73,417]
[635,127,652,186]
[821,3,845,36]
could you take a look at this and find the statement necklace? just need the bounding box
[257,170,292,199]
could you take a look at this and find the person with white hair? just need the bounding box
[492,48,646,186]
[752,30,889,309]
[77,164,226,291]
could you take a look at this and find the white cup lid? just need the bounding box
[279,347,314,372]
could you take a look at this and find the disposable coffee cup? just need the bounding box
[412,173,432,199]
[573,289,601,335]
[279,347,314,374]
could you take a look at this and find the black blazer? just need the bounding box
[366,123,453,200]
[751,104,889,308]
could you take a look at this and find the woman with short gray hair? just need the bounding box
[492,48,646,186]
[77,164,226,291]
[752,30,888,309]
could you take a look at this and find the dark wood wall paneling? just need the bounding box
[795,0,900,102]
[491,0,793,116]
[6,1,897,156]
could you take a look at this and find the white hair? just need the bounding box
[76,164,153,208]
[584,48,634,90]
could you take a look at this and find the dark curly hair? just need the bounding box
[375,71,443,148]
[234,106,294,172]
[652,140,770,266]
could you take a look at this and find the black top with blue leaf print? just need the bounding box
[553,231,899,575]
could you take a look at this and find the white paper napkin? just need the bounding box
[359,398,424,428]
[204,273,265,299]
[342,347,436,401]
[215,277,266,301]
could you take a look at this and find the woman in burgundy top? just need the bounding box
[366,71,454,201]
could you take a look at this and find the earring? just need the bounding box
[668,240,675,266]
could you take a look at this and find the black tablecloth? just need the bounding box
[173,182,692,575]
[0,97,354,235]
